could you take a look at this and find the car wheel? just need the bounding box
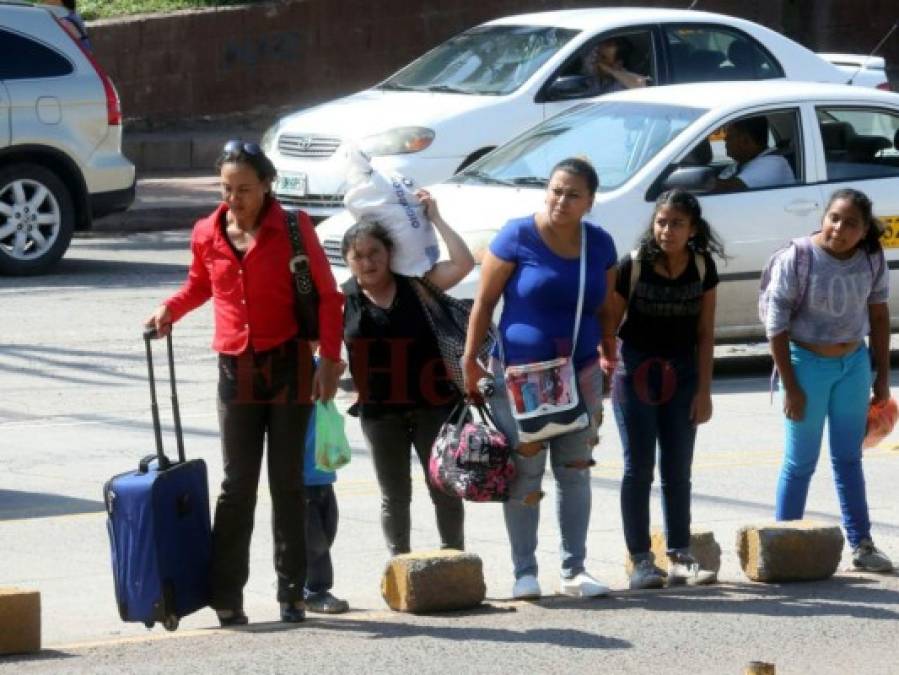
[0,163,75,275]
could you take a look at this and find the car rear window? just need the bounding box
[0,29,74,80]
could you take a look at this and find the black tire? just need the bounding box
[455,147,497,173]
[0,162,75,275]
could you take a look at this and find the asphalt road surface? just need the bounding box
[1,230,897,674]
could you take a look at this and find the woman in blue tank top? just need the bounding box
[462,157,618,600]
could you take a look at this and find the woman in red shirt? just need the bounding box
[145,141,343,626]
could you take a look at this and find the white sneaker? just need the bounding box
[559,571,610,598]
[667,552,717,586]
[512,574,541,599]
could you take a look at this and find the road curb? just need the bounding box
[87,207,203,235]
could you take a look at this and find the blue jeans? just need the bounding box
[612,346,698,557]
[487,359,604,580]
[304,484,338,597]
[776,343,872,547]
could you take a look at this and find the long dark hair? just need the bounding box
[341,220,395,261]
[824,188,884,254]
[636,189,727,262]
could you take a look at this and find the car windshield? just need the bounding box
[452,101,706,190]
[379,25,579,96]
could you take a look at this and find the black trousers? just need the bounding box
[211,339,313,610]
[361,405,464,556]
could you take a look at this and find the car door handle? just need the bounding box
[784,200,818,216]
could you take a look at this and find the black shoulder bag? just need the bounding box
[285,211,320,341]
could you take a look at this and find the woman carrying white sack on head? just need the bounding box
[340,188,475,557]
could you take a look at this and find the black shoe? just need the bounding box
[280,601,306,623]
[216,609,249,627]
[305,591,349,615]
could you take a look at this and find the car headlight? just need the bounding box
[359,127,435,156]
[260,122,279,154]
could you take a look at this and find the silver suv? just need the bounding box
[0,1,135,274]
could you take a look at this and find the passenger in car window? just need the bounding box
[713,116,794,191]
[763,188,894,574]
[583,37,649,96]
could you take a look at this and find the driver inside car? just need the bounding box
[582,37,649,96]
[713,116,794,192]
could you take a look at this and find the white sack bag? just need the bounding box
[342,148,440,277]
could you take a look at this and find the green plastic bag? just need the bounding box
[314,400,351,472]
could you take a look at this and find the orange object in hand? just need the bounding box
[863,398,899,449]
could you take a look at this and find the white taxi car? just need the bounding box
[262,8,851,219]
[820,53,891,91]
[315,80,899,340]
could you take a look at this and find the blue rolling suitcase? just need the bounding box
[103,329,212,631]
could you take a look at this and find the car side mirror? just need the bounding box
[545,75,592,100]
[662,166,717,193]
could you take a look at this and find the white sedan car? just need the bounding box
[315,80,899,341]
[262,7,851,219]
[819,53,891,91]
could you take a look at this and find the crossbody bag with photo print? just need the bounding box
[502,223,590,443]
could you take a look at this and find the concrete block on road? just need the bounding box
[737,520,844,582]
[0,587,41,655]
[381,550,485,613]
[625,529,722,576]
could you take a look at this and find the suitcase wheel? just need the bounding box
[144,621,154,630]
[163,614,179,632]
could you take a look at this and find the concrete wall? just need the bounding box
[89,0,898,129]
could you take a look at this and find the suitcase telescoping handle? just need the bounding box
[143,327,186,470]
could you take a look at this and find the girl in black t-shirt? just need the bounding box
[599,189,726,590]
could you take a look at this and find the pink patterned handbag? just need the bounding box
[429,401,515,503]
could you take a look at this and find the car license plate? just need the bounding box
[277,172,307,197]
[880,215,899,248]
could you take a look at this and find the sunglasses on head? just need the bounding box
[222,139,262,157]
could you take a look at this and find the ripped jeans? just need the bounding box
[486,358,604,580]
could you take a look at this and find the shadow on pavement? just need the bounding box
[0,489,105,521]
[542,577,899,621]
[233,603,630,648]
[0,259,186,291]
[0,649,76,664]
[301,617,631,650]
[0,344,147,388]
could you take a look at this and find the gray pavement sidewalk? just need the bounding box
[89,174,221,234]
[6,192,899,673]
